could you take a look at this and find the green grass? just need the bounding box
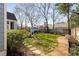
[24,33,61,54]
[33,33,60,41]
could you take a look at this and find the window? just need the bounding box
[10,22,14,29]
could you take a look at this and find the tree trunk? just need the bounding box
[45,18,49,33]
[21,23,22,29]
[67,4,71,53]
[30,19,33,28]
[53,21,54,30]
[67,4,71,35]
[30,19,34,34]
[75,25,76,40]
[52,7,55,30]
[25,20,27,28]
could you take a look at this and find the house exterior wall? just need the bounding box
[14,21,17,29]
[0,3,6,51]
[7,19,17,30]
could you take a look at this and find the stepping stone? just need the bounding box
[30,47,37,51]
[32,50,42,55]
[27,45,32,48]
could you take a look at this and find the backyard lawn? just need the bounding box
[24,33,61,54]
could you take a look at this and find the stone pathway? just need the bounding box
[27,45,46,56]
[47,36,69,56]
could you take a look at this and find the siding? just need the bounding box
[14,22,17,29]
[0,3,4,50]
[7,19,17,29]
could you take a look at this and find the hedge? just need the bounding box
[7,29,29,51]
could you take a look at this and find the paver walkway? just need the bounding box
[48,36,69,56]
[27,45,46,56]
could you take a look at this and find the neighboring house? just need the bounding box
[7,12,17,30]
[37,24,45,32]
[54,22,68,34]
[55,22,68,29]
[37,22,68,34]
[0,3,6,55]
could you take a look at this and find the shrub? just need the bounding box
[70,42,79,56]
[7,29,29,51]
[70,46,79,56]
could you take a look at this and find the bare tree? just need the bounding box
[23,3,40,28]
[50,4,55,30]
[36,3,51,33]
[50,4,60,30]
[14,4,40,29]
[14,5,25,28]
